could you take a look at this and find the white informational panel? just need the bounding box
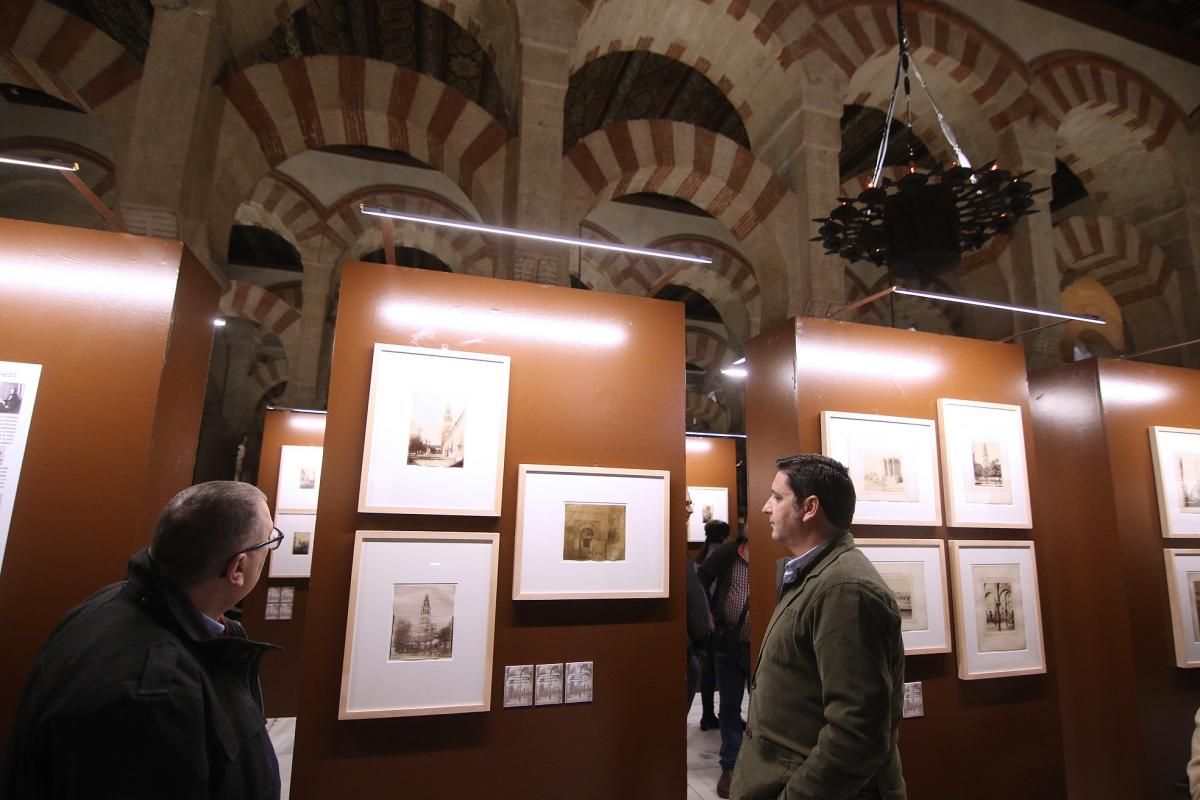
[269,512,317,578]
[359,344,510,516]
[687,485,729,543]
[339,531,499,719]
[1150,426,1200,538]
[276,445,323,514]
[513,464,670,600]
[937,399,1032,529]
[857,538,952,656]
[0,361,41,574]
[821,410,942,526]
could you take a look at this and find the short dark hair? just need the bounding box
[704,520,731,544]
[774,454,856,530]
[150,481,267,588]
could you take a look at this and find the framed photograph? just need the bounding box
[503,665,534,708]
[564,661,594,703]
[534,663,563,706]
[275,445,323,514]
[821,410,942,526]
[358,343,510,516]
[268,513,317,578]
[339,531,499,719]
[937,399,1032,528]
[856,538,952,655]
[948,540,1045,680]
[687,485,729,543]
[1164,549,1200,667]
[513,464,670,600]
[1150,427,1200,538]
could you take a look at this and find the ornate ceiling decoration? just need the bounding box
[46,0,154,62]
[260,0,509,131]
[563,50,749,154]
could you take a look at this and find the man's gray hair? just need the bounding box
[150,481,267,588]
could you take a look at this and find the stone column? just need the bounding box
[278,256,334,409]
[503,0,581,285]
[116,0,230,271]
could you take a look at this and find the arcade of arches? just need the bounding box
[2,0,1199,479]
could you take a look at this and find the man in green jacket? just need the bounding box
[731,454,906,800]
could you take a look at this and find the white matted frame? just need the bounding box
[857,538,952,656]
[268,513,317,578]
[821,410,942,526]
[276,445,323,514]
[1164,549,1200,667]
[513,464,670,600]
[687,485,729,543]
[1150,427,1200,538]
[948,540,1045,680]
[937,399,1032,529]
[358,343,510,516]
[339,531,499,719]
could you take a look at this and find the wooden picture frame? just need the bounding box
[275,445,323,514]
[339,531,499,719]
[513,464,670,600]
[1150,426,1200,538]
[937,399,1033,529]
[358,343,510,516]
[948,540,1046,680]
[857,538,952,656]
[687,485,729,543]
[1163,549,1200,667]
[821,410,942,526]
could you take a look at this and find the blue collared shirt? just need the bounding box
[199,612,225,638]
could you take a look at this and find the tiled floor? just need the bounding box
[268,691,747,800]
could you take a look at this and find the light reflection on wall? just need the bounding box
[382,302,627,347]
[0,255,179,308]
[685,437,713,453]
[797,343,943,382]
[286,412,327,434]
[1100,371,1175,407]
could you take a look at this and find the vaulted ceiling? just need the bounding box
[46,0,154,61]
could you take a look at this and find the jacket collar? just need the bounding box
[758,531,856,653]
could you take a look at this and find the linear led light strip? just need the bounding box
[893,287,1106,325]
[360,205,713,265]
[0,155,79,171]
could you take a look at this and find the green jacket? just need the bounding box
[731,531,906,800]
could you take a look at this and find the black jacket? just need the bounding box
[697,538,746,625]
[2,550,280,800]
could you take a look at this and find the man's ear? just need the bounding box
[800,495,821,523]
[226,553,248,588]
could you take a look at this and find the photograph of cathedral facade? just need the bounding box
[1,0,1197,480]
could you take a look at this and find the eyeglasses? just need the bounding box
[219,527,284,577]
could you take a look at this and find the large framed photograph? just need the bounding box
[856,538,952,656]
[687,485,729,543]
[268,513,317,578]
[275,445,323,514]
[948,540,1045,680]
[1150,426,1200,538]
[358,343,510,516]
[1164,549,1200,667]
[937,399,1032,528]
[821,410,942,526]
[339,531,499,719]
[513,464,670,600]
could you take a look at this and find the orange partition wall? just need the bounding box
[291,262,686,798]
[686,434,739,556]
[0,218,218,751]
[1030,358,1200,800]
[242,408,326,718]
[744,317,1066,800]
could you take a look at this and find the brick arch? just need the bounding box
[1053,216,1172,308]
[685,326,734,372]
[250,355,290,401]
[218,281,302,354]
[843,268,959,334]
[686,391,730,434]
[309,186,496,276]
[564,119,793,322]
[0,136,116,199]
[235,172,323,254]
[790,0,1036,132]
[570,0,805,151]
[1030,52,1186,152]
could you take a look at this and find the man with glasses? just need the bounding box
[3,481,283,799]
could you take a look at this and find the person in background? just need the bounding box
[2,481,282,800]
[699,523,750,798]
[731,455,905,800]
[1189,706,1200,800]
[697,519,732,730]
[685,492,711,711]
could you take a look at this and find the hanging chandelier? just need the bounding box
[813,0,1045,281]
